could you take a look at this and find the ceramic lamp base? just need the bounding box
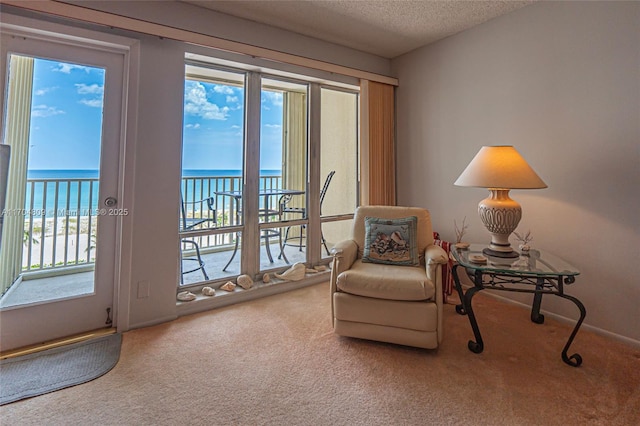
[482,247,519,258]
[478,188,522,258]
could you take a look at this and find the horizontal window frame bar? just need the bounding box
[4,0,398,86]
[179,226,242,239]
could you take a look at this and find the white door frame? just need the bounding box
[0,14,138,350]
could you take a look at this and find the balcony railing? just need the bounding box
[19,174,282,273]
[21,177,99,272]
[180,174,283,252]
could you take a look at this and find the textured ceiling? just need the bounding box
[181,0,536,58]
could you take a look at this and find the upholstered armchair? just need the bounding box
[330,206,448,349]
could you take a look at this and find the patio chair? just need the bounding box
[280,170,335,257]
[180,195,216,285]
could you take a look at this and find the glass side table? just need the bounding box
[451,244,585,367]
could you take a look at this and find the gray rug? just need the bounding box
[0,333,121,405]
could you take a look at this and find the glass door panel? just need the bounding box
[0,33,124,351]
[180,64,246,285]
[321,219,354,257]
[259,78,308,271]
[320,88,358,258]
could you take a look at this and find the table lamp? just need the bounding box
[454,145,547,258]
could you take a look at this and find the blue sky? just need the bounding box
[27,57,283,171]
[28,57,105,170]
[181,79,283,171]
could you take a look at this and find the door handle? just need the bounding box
[104,197,117,207]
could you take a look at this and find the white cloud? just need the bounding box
[185,123,201,129]
[213,85,234,95]
[184,81,229,120]
[35,86,57,96]
[79,99,104,108]
[226,95,239,103]
[53,63,91,74]
[231,125,241,129]
[262,91,283,107]
[31,104,65,117]
[75,83,104,95]
[265,124,281,129]
[74,84,104,108]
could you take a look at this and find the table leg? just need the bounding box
[531,278,545,324]
[222,196,242,272]
[557,292,586,367]
[463,285,485,354]
[264,230,275,262]
[261,196,277,263]
[275,194,290,262]
[277,231,289,263]
[452,264,467,315]
[222,233,240,272]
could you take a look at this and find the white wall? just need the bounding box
[124,36,186,328]
[392,1,640,342]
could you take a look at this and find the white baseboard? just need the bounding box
[473,288,640,349]
[128,314,179,331]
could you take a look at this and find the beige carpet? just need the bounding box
[1,283,638,425]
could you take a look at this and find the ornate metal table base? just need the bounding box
[452,248,586,367]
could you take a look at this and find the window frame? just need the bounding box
[179,55,360,288]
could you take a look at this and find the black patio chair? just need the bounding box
[279,170,335,257]
[180,195,216,285]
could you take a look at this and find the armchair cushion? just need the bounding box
[362,216,419,266]
[336,259,435,301]
[352,206,434,265]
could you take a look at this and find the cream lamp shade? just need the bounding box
[455,146,547,258]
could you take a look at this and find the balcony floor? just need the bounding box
[1,242,312,309]
[181,241,309,285]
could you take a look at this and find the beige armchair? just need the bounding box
[330,206,448,349]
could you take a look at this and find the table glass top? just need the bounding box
[451,244,579,277]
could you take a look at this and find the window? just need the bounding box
[320,87,359,258]
[179,58,358,289]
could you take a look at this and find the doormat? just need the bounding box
[0,333,121,405]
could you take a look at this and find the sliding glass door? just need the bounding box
[178,57,358,290]
[258,78,308,272]
[319,87,359,259]
[179,65,245,285]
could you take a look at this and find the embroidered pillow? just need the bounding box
[362,216,419,266]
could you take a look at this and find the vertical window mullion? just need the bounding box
[242,72,262,277]
[307,83,322,265]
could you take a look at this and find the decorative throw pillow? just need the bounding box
[362,216,419,266]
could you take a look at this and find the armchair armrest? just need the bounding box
[329,240,358,315]
[189,196,216,214]
[425,243,447,344]
[331,240,358,272]
[204,197,215,212]
[180,196,217,231]
[330,239,358,275]
[424,244,447,282]
[425,244,448,265]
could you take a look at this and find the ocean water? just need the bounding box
[23,169,282,216]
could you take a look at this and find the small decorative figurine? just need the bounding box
[514,230,533,252]
[454,217,470,249]
[202,286,216,296]
[275,262,306,281]
[237,274,254,289]
[220,281,236,292]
